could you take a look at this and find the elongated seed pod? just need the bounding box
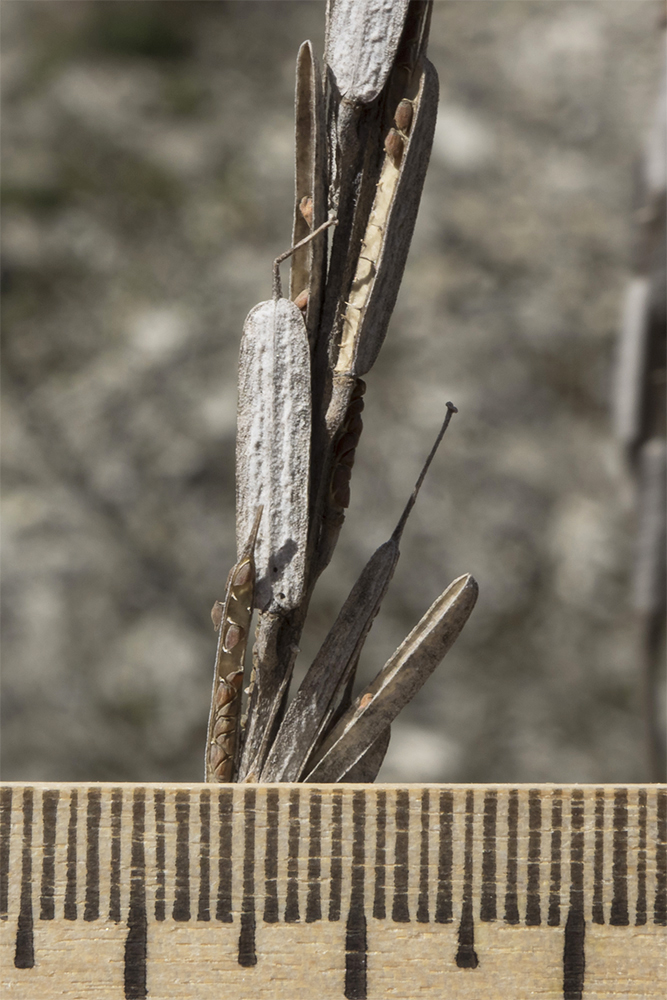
[290,41,328,341]
[205,508,262,783]
[304,573,479,783]
[236,300,310,612]
[261,405,457,782]
[335,57,438,376]
[236,218,336,613]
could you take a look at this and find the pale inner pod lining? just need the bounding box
[336,152,401,374]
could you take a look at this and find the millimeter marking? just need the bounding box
[1,783,665,1000]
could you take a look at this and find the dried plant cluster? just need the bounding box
[205,0,478,785]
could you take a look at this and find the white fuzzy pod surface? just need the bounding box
[325,0,410,104]
[236,297,311,613]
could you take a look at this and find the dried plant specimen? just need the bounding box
[206,0,477,784]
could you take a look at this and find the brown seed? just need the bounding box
[331,463,352,508]
[213,715,237,738]
[233,561,252,587]
[293,289,309,311]
[358,693,373,711]
[208,743,226,771]
[214,680,236,710]
[223,623,244,652]
[394,99,413,134]
[344,397,365,422]
[336,430,360,459]
[351,378,367,400]
[299,195,313,228]
[346,412,363,436]
[384,128,404,168]
[210,600,224,631]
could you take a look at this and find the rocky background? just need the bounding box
[2,1,664,783]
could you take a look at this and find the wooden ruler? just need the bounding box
[1,783,665,999]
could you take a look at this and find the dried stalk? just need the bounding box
[207,0,478,785]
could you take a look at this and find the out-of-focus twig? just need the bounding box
[613,16,666,780]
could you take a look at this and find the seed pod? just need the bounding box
[338,725,390,782]
[236,297,311,612]
[236,218,335,611]
[325,0,411,105]
[335,57,439,377]
[205,508,262,783]
[261,405,457,783]
[290,41,328,341]
[304,573,479,783]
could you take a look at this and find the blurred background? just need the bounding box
[2,1,665,784]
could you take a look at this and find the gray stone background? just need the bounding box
[2,0,664,783]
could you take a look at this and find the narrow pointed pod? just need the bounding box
[337,725,391,782]
[260,405,458,782]
[304,573,479,783]
[311,51,439,581]
[290,41,328,342]
[205,508,262,783]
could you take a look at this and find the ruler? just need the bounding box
[1,783,665,999]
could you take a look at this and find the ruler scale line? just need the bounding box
[526,788,542,926]
[153,789,166,922]
[0,787,11,921]
[306,790,322,923]
[636,788,647,926]
[344,790,367,1000]
[391,790,410,922]
[655,788,666,925]
[216,788,233,922]
[592,789,605,925]
[64,790,78,922]
[329,792,343,922]
[435,790,453,923]
[14,787,34,969]
[455,789,479,969]
[416,789,430,923]
[610,788,629,926]
[548,790,563,927]
[263,788,280,923]
[480,789,497,922]
[172,790,191,922]
[39,789,59,922]
[284,789,301,923]
[372,790,387,920]
[238,787,257,967]
[504,788,520,925]
[84,787,102,922]
[1,783,665,998]
[563,788,586,1000]
[124,788,147,1000]
[109,788,123,922]
[197,789,211,922]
